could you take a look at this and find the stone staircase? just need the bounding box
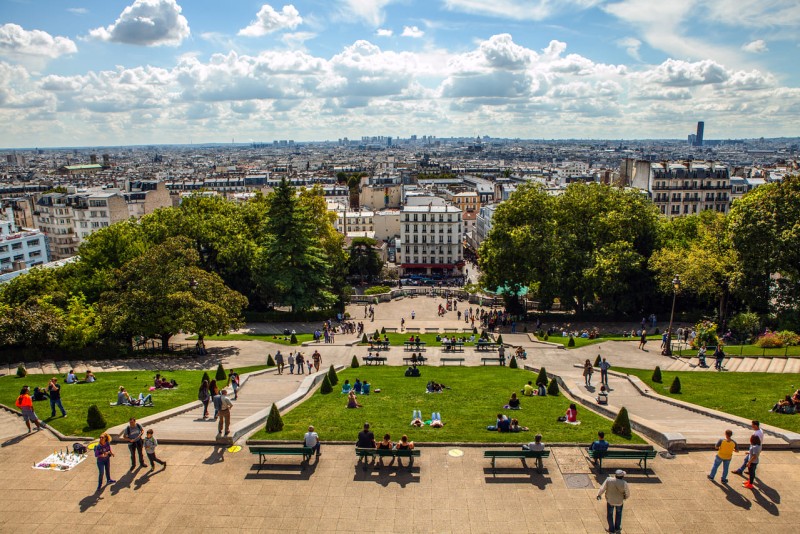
[662,355,800,373]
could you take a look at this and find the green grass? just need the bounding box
[617,367,800,434]
[359,332,481,347]
[539,335,661,349]
[0,365,266,437]
[250,366,645,444]
[196,333,316,346]
[673,344,800,357]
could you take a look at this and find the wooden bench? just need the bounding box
[402,356,427,365]
[484,449,551,473]
[441,342,465,352]
[403,341,427,351]
[368,341,390,351]
[249,446,313,469]
[440,357,465,366]
[363,356,387,365]
[588,449,657,472]
[476,343,498,351]
[481,357,503,365]
[355,447,421,470]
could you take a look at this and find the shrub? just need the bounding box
[320,375,333,394]
[364,285,391,295]
[265,403,284,433]
[652,366,662,383]
[777,330,799,346]
[361,333,368,344]
[536,367,548,386]
[215,364,227,381]
[523,326,528,333]
[201,371,211,385]
[380,327,386,334]
[669,376,682,394]
[611,407,632,437]
[509,356,518,369]
[547,377,560,396]
[543,334,548,340]
[496,334,503,345]
[756,332,783,348]
[327,365,339,386]
[654,327,660,335]
[86,404,106,430]
[691,320,719,349]
[567,336,575,347]
[473,326,478,334]
[594,354,601,367]
[16,365,27,378]
[537,330,544,338]
[729,312,761,343]
[373,330,380,340]
[351,355,360,368]
[266,354,276,367]
[480,329,488,340]
[290,333,298,344]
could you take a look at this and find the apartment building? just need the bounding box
[396,198,464,277]
[630,161,731,217]
[444,190,480,237]
[0,208,48,273]
[332,208,375,237]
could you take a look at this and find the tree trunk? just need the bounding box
[160,333,172,353]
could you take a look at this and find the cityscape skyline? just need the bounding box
[1,1,800,147]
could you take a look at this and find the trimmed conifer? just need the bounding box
[86,404,106,430]
[320,375,333,394]
[265,403,284,433]
[536,367,548,386]
[594,354,601,367]
[547,377,560,396]
[670,376,681,394]
[327,364,339,386]
[201,371,211,385]
[652,366,662,383]
[290,333,298,344]
[509,356,518,369]
[497,334,504,345]
[215,363,227,381]
[266,354,276,367]
[16,365,26,378]
[381,327,386,334]
[361,333,368,344]
[351,355,360,368]
[567,336,575,347]
[611,407,632,437]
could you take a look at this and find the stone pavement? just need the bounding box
[1,430,798,533]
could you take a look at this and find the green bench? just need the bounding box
[484,449,551,473]
[249,446,314,469]
[481,357,502,365]
[587,449,657,472]
[440,357,465,366]
[355,447,421,470]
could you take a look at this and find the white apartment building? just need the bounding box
[332,208,374,236]
[372,209,401,243]
[0,208,48,273]
[473,203,499,250]
[396,198,464,277]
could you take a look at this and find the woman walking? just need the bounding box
[583,359,594,387]
[15,386,45,432]
[198,379,211,419]
[94,432,116,492]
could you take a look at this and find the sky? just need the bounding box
[1,0,799,147]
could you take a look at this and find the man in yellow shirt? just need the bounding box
[522,381,534,396]
[708,429,737,484]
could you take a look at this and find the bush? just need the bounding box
[543,334,549,340]
[496,334,503,345]
[16,365,26,378]
[215,364,227,381]
[691,320,719,349]
[537,330,544,338]
[509,356,518,369]
[547,377,560,396]
[669,376,681,394]
[86,404,106,430]
[654,327,660,335]
[777,330,799,346]
[756,332,783,348]
[266,354,275,367]
[361,333,368,344]
[567,336,575,347]
[364,285,391,295]
[351,355,360,368]
[290,333,298,344]
[594,354,601,367]
[327,365,339,386]
[380,327,386,334]
[473,327,478,334]
[320,375,333,394]
[201,371,211,385]
[729,312,760,343]
[611,407,632,437]
[373,330,380,340]
[536,367,548,386]
[652,366,662,383]
[265,403,284,433]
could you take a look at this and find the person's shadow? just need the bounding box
[203,445,226,464]
[79,492,103,512]
[711,480,751,510]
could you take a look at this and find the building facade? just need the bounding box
[630,161,731,218]
[396,199,464,277]
[0,209,48,273]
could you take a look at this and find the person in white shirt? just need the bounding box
[217,390,233,436]
[597,469,630,534]
[304,425,321,456]
[66,370,77,384]
[733,420,764,475]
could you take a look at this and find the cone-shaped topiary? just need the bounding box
[16,365,27,378]
[509,356,518,369]
[669,376,681,394]
[215,363,227,381]
[381,326,386,334]
[567,336,575,347]
[201,371,211,385]
[327,364,339,386]
[611,407,632,437]
[497,334,503,345]
[265,403,284,433]
[290,333,298,344]
[536,367,548,386]
[473,326,478,334]
[373,329,380,340]
[361,333,368,344]
[266,354,275,367]
[652,366,662,383]
[544,334,549,340]
[86,404,107,430]
[320,374,333,394]
[547,377,560,396]
[351,355,360,368]
[594,354,602,367]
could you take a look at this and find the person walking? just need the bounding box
[741,435,762,489]
[714,345,726,371]
[708,429,737,484]
[15,386,46,432]
[288,352,295,374]
[411,310,415,320]
[296,352,305,375]
[583,359,594,387]
[94,432,116,492]
[599,357,611,386]
[733,420,764,476]
[198,379,211,419]
[312,350,322,371]
[597,469,630,534]
[275,350,285,374]
[47,377,67,418]
[143,429,167,470]
[217,389,233,437]
[227,369,240,401]
[304,425,321,456]
[122,417,146,471]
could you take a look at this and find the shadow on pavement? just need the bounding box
[79,492,103,513]
[353,464,420,487]
[711,480,752,510]
[1,432,36,447]
[483,467,552,488]
[245,461,318,481]
[202,445,226,464]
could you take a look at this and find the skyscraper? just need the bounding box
[695,121,704,147]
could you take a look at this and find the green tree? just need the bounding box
[0,298,65,350]
[611,407,632,437]
[348,237,383,282]
[265,403,284,432]
[60,294,102,351]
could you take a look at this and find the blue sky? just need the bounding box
[1,0,799,147]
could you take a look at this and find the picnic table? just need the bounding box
[403,341,427,351]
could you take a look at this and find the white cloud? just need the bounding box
[703,0,800,28]
[340,0,396,26]
[238,4,303,37]
[616,37,641,60]
[0,24,77,59]
[401,26,424,38]
[742,39,768,54]
[375,28,393,37]
[67,8,88,15]
[645,58,730,86]
[443,0,602,20]
[88,0,190,47]
[282,31,317,48]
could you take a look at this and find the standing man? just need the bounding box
[312,350,322,372]
[714,345,726,371]
[47,377,67,418]
[498,344,506,366]
[411,310,415,320]
[122,417,146,471]
[288,352,295,374]
[599,358,611,387]
[732,420,764,476]
[597,469,630,534]
[217,389,233,437]
[275,350,285,374]
[296,352,305,375]
[708,429,737,484]
[304,425,321,456]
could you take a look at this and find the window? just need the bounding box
[405,224,409,232]
[11,243,22,250]
[27,239,40,247]
[29,250,41,258]
[0,245,7,253]
[13,254,24,261]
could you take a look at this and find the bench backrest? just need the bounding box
[484,449,550,458]
[588,449,656,458]
[249,446,312,454]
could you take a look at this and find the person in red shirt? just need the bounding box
[15,386,45,432]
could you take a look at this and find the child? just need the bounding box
[143,429,167,470]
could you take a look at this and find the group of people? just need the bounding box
[116,386,153,407]
[410,411,443,427]
[272,350,322,375]
[153,374,178,389]
[93,418,167,493]
[197,378,236,435]
[425,380,447,393]
[487,413,528,432]
[356,423,416,452]
[708,420,764,490]
[342,379,372,409]
[771,388,800,414]
[696,344,727,370]
[65,369,96,384]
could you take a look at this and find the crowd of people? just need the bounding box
[271,350,322,375]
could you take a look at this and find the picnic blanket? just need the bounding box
[33,451,88,471]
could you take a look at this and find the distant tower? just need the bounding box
[695,121,704,147]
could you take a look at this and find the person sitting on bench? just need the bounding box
[341,380,352,394]
[356,423,376,448]
[506,392,521,409]
[377,434,393,450]
[597,384,609,405]
[397,435,414,450]
[523,433,545,451]
[588,431,609,463]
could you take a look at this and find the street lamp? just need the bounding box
[665,274,681,357]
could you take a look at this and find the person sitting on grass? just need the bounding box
[771,395,796,414]
[397,435,414,450]
[488,413,511,432]
[537,381,547,397]
[430,412,444,428]
[153,374,175,389]
[564,403,579,424]
[346,390,362,409]
[354,379,363,394]
[522,381,534,397]
[66,370,77,384]
[597,384,609,405]
[341,380,352,394]
[362,380,371,395]
[405,365,421,377]
[84,370,96,383]
[509,418,528,432]
[116,386,153,407]
[506,392,521,410]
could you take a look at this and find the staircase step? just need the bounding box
[783,359,800,373]
[766,358,787,373]
[725,358,743,372]
[751,358,771,373]
[666,358,690,371]
[40,361,59,375]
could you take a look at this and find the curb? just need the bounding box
[244,440,654,449]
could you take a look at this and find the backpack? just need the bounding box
[73,443,88,455]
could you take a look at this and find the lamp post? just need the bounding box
[665,274,680,357]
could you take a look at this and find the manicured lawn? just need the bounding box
[359,332,481,347]
[539,335,660,349]
[673,344,800,357]
[617,367,800,433]
[0,365,266,437]
[197,333,317,346]
[250,366,645,444]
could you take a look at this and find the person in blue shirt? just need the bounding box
[589,431,610,464]
[341,380,352,394]
[362,381,371,395]
[354,379,362,394]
